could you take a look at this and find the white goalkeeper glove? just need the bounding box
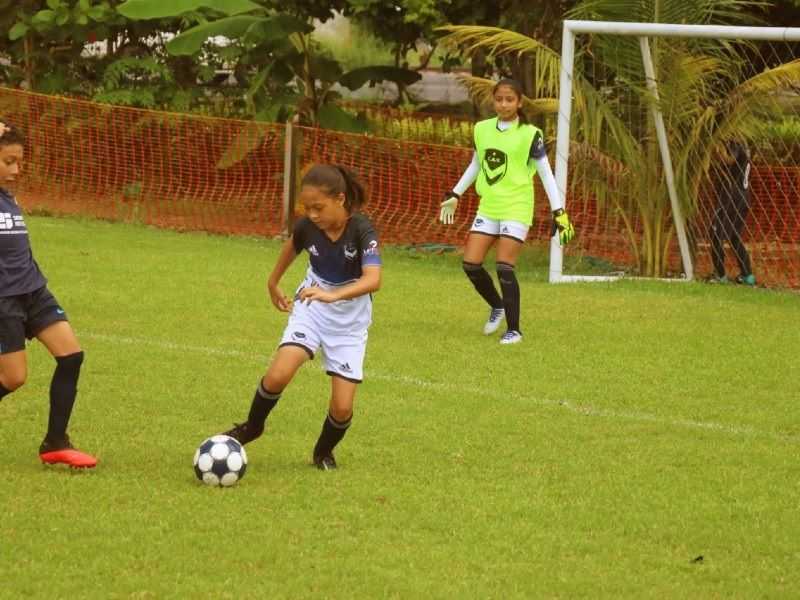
[439,191,459,225]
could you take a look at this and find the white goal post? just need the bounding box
[550,21,800,283]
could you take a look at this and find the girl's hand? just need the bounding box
[268,283,292,312]
[298,284,338,305]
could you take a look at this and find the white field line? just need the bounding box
[79,331,798,444]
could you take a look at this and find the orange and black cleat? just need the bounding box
[39,435,98,469]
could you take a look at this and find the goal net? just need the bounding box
[551,21,800,288]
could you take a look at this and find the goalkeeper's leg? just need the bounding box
[496,234,525,344]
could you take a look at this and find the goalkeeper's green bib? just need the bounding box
[474,117,540,225]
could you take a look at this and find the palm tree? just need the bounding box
[439,0,800,277]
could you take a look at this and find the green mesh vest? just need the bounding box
[474,117,541,225]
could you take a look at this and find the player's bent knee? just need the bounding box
[1,373,27,391]
[55,351,84,377]
[496,261,515,274]
[330,407,353,423]
[496,261,516,284]
[462,261,484,280]
[263,372,291,393]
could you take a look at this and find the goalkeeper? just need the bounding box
[439,78,575,345]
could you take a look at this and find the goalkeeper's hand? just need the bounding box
[439,191,459,225]
[551,208,575,245]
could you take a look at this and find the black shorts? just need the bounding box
[0,286,68,354]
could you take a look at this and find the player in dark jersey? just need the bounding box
[709,141,756,285]
[222,165,381,470]
[0,121,96,468]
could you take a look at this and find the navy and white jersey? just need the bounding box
[0,188,46,297]
[292,213,381,285]
[290,213,381,335]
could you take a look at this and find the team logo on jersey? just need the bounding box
[291,331,307,340]
[482,148,507,186]
[344,244,358,260]
[0,213,24,230]
[531,135,545,158]
[363,240,379,257]
[474,217,484,226]
[308,244,319,256]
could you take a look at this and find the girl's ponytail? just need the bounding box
[334,165,366,212]
[301,164,366,213]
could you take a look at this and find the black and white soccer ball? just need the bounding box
[193,435,248,487]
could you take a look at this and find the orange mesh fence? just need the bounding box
[692,165,800,288]
[564,164,800,288]
[295,125,561,246]
[1,87,798,288]
[0,88,285,236]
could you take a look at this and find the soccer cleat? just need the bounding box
[735,274,756,286]
[313,453,337,471]
[222,421,264,445]
[39,435,97,469]
[483,307,505,335]
[499,330,523,345]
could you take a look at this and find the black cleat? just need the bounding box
[313,453,337,471]
[222,422,264,445]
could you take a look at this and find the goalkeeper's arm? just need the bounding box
[440,152,480,224]
[531,153,575,245]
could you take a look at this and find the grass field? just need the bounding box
[2,216,799,598]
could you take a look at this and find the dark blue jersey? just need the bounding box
[0,188,46,297]
[292,213,381,285]
[717,142,751,211]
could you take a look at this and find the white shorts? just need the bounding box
[279,295,369,383]
[469,214,530,242]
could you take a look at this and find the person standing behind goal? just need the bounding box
[440,78,575,344]
[709,140,756,286]
[222,164,381,470]
[0,121,96,468]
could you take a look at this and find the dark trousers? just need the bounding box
[710,201,752,278]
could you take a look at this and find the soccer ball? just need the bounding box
[193,435,248,487]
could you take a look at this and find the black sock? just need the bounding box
[497,262,521,333]
[313,412,352,458]
[463,261,503,309]
[46,351,84,441]
[0,382,11,403]
[247,381,280,428]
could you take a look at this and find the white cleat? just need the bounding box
[483,308,505,335]
[499,330,523,345]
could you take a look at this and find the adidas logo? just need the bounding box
[338,362,352,373]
